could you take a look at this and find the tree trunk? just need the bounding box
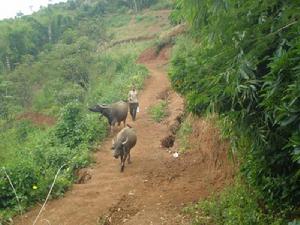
[133,0,138,13]
[5,56,10,71]
[48,24,52,42]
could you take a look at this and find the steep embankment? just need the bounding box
[14,44,234,225]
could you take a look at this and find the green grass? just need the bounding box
[183,179,287,225]
[150,0,174,10]
[135,15,156,23]
[177,116,192,153]
[108,10,171,41]
[104,13,132,28]
[148,100,168,122]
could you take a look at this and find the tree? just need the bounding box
[62,57,89,90]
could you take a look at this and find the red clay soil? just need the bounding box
[14,47,234,225]
[137,44,171,64]
[17,112,56,126]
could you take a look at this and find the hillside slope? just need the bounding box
[14,44,233,225]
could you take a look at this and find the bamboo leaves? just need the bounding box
[170,0,300,213]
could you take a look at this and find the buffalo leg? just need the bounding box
[121,162,125,172]
[121,154,128,172]
[120,154,124,172]
[132,103,138,121]
[127,152,131,164]
[120,155,123,165]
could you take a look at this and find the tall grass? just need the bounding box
[148,100,168,122]
[183,178,286,225]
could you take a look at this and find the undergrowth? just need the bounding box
[170,0,300,221]
[148,100,168,122]
[177,115,192,153]
[0,14,150,225]
[0,0,172,222]
[183,179,287,225]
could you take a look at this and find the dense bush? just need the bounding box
[183,179,285,225]
[170,0,300,220]
[0,103,106,218]
[0,10,149,225]
[0,47,149,215]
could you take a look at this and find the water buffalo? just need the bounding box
[89,101,128,132]
[111,126,137,172]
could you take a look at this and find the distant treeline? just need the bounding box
[0,0,158,73]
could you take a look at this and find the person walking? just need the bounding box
[128,85,139,121]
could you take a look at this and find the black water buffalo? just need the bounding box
[111,126,137,172]
[89,101,128,132]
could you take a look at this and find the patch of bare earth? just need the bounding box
[14,46,234,225]
[17,112,56,126]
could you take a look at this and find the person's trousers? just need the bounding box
[129,102,138,121]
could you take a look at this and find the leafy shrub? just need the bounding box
[168,0,183,25]
[54,102,87,148]
[148,100,168,122]
[135,15,144,23]
[0,101,108,220]
[150,0,173,10]
[177,115,192,153]
[170,0,300,216]
[155,36,174,55]
[289,220,300,225]
[54,102,107,149]
[56,85,86,106]
[0,2,151,221]
[183,179,286,225]
[105,13,131,28]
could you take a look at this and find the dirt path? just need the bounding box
[15,47,233,225]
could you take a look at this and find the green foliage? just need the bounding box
[169,0,184,25]
[0,0,107,72]
[177,115,192,152]
[54,102,107,149]
[0,104,107,220]
[148,100,168,122]
[183,179,286,225]
[150,0,174,10]
[122,0,158,12]
[135,14,155,23]
[87,42,149,104]
[135,15,144,23]
[0,0,152,222]
[289,220,300,225]
[155,36,175,54]
[170,0,300,219]
[105,13,131,28]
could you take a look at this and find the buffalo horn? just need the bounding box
[122,137,128,145]
[99,104,109,108]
